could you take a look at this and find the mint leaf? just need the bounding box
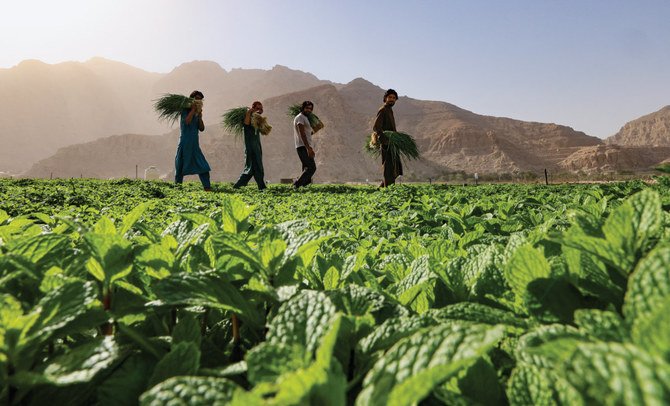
[357,323,505,406]
[140,376,239,406]
[147,341,200,388]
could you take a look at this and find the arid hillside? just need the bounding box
[0,58,328,172]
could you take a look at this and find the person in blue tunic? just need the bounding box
[233,101,266,190]
[174,90,212,191]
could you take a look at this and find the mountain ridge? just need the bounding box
[3,57,668,178]
[606,105,670,147]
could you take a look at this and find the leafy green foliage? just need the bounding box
[624,245,670,322]
[431,302,530,328]
[564,342,670,404]
[357,323,505,405]
[11,337,123,387]
[574,309,629,342]
[507,363,556,405]
[560,189,663,274]
[150,271,263,329]
[172,312,202,347]
[0,179,668,405]
[357,314,437,355]
[454,357,506,405]
[393,256,435,313]
[245,342,306,385]
[265,290,337,359]
[147,342,200,388]
[246,315,346,405]
[655,163,670,173]
[97,353,157,406]
[140,376,239,405]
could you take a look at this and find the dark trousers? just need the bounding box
[294,146,317,187]
[380,145,403,187]
[176,172,211,189]
[233,151,266,190]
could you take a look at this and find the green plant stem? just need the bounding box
[201,308,209,336]
[101,286,113,336]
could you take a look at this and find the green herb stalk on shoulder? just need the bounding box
[287,104,324,133]
[153,94,193,125]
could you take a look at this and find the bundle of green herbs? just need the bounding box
[365,131,420,161]
[153,94,193,125]
[287,104,324,133]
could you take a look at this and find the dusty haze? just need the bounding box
[2,58,669,180]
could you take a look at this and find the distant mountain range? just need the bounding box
[606,105,670,147]
[559,105,670,173]
[0,58,329,173]
[2,58,669,180]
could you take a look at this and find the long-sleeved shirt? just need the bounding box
[373,104,396,144]
[372,104,396,135]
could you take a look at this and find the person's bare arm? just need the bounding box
[244,107,254,125]
[198,116,205,132]
[185,105,197,125]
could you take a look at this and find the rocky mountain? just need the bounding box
[0,58,328,172]
[559,144,670,173]
[25,77,608,183]
[606,106,670,147]
[12,57,670,181]
[24,133,178,179]
[24,83,412,182]
[558,105,670,173]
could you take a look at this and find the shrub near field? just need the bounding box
[0,178,669,405]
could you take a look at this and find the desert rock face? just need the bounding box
[25,84,388,183]
[606,106,670,147]
[24,77,606,182]
[563,105,670,173]
[23,133,178,179]
[559,144,670,173]
[0,59,328,172]
[10,58,670,180]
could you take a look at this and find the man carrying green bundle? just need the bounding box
[233,101,267,190]
[373,89,402,187]
[175,90,212,191]
[292,101,317,188]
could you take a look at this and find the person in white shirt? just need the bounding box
[292,101,317,188]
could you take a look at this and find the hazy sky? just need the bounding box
[1,0,669,138]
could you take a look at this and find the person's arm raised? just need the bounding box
[244,106,254,125]
[185,104,197,125]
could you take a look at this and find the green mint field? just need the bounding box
[1,178,669,405]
